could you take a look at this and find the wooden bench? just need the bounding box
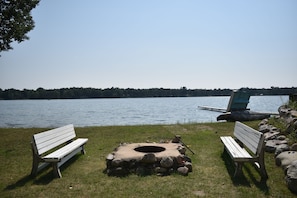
[220,121,268,180]
[30,124,88,178]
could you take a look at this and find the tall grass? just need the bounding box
[0,122,295,197]
[288,100,297,110]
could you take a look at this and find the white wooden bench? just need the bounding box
[30,124,88,178]
[220,121,268,180]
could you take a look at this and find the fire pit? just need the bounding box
[105,137,193,176]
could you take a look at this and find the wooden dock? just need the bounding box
[198,106,226,113]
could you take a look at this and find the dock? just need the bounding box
[198,106,226,113]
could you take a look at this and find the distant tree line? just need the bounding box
[0,87,296,100]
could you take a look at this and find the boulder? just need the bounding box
[111,159,123,167]
[277,135,287,141]
[178,145,186,154]
[275,144,290,157]
[285,160,297,193]
[278,105,291,117]
[141,153,156,164]
[160,156,174,168]
[291,110,297,117]
[264,131,280,140]
[184,155,192,163]
[258,119,269,126]
[106,153,114,160]
[106,153,115,168]
[258,124,271,133]
[291,143,297,151]
[107,167,129,176]
[136,166,150,176]
[155,166,168,174]
[265,140,288,153]
[293,120,297,128]
[176,155,185,165]
[177,166,189,176]
[172,135,181,143]
[185,161,193,172]
[275,151,297,170]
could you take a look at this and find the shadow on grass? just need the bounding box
[243,165,270,195]
[221,151,251,187]
[4,169,54,191]
[4,155,81,191]
[221,150,270,194]
[4,174,34,191]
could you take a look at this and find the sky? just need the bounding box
[1,0,297,90]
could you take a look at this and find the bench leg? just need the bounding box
[81,145,86,155]
[31,154,39,177]
[258,147,268,180]
[31,155,50,177]
[259,168,268,181]
[259,161,268,180]
[52,163,62,178]
[234,162,243,177]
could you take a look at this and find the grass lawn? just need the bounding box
[0,121,295,197]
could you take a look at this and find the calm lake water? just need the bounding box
[0,96,289,128]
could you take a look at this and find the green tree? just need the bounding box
[0,0,40,52]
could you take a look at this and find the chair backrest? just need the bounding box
[234,121,264,155]
[32,124,76,155]
[226,90,250,112]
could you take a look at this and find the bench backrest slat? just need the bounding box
[32,124,76,155]
[234,121,263,155]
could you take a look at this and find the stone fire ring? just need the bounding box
[106,141,192,176]
[113,143,182,162]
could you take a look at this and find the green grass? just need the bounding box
[0,122,295,197]
[288,100,297,110]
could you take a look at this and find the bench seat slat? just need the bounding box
[43,138,88,162]
[220,136,252,160]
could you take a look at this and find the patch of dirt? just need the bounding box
[193,190,206,197]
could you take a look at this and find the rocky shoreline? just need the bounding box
[259,105,297,193]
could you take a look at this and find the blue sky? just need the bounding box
[1,0,297,90]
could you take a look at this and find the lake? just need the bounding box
[0,96,289,128]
